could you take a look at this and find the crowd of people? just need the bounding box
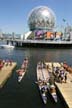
[0,59,13,70]
[38,61,68,83]
[53,66,67,83]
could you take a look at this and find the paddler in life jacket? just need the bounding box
[16,69,24,76]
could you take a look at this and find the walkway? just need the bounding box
[0,62,17,88]
[53,62,72,108]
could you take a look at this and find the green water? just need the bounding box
[0,47,71,108]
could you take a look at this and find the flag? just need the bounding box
[63,19,66,22]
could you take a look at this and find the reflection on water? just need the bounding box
[0,47,72,108]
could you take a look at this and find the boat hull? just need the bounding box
[18,72,25,82]
[17,58,29,82]
[38,85,47,104]
[36,62,48,104]
[0,45,15,49]
[47,83,57,103]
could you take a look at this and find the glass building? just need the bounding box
[28,6,56,31]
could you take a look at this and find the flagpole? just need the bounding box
[62,19,66,40]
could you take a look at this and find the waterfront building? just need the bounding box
[28,6,56,31]
[23,6,72,41]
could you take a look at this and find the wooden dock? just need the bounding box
[52,62,72,108]
[56,82,72,108]
[0,62,17,88]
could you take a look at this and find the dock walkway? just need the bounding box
[52,62,72,108]
[0,62,17,88]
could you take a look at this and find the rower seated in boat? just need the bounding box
[53,67,60,76]
[41,86,45,93]
[38,61,42,65]
[42,61,46,68]
[21,64,25,69]
[41,84,47,92]
[38,64,42,69]
[36,79,43,86]
[24,58,28,64]
[38,78,42,82]
[16,69,21,73]
[50,85,56,95]
[16,69,24,74]
[18,70,25,76]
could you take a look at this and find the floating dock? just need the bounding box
[52,62,72,108]
[45,62,72,107]
[0,62,17,88]
[56,81,72,108]
[6,39,72,48]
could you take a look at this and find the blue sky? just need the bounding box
[0,0,72,34]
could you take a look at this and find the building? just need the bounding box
[28,6,56,31]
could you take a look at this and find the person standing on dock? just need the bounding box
[60,69,64,83]
[2,60,5,65]
[64,71,67,83]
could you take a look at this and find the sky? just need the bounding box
[0,0,72,34]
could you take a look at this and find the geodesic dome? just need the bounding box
[28,6,56,31]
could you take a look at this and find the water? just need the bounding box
[0,47,72,108]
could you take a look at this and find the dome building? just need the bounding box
[28,6,56,31]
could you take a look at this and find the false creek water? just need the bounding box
[0,45,72,108]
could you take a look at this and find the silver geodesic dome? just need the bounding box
[28,6,56,31]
